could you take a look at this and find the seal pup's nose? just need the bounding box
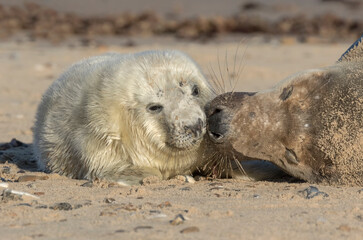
[184,118,205,138]
[207,106,229,143]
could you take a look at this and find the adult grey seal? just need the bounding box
[33,50,216,185]
[207,35,363,185]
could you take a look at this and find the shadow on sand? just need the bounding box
[0,139,38,173]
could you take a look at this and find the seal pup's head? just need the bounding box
[103,50,216,175]
[206,35,363,185]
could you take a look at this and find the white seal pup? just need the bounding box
[33,50,216,185]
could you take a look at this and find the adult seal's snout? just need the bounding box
[205,34,363,186]
[207,106,229,143]
[207,91,256,143]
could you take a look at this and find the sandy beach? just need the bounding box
[1,1,363,239]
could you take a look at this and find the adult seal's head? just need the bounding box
[207,35,363,186]
[33,50,216,185]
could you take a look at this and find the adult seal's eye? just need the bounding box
[192,85,200,96]
[147,104,163,113]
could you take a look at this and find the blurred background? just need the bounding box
[0,0,362,45]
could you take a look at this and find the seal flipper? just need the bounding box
[338,34,363,62]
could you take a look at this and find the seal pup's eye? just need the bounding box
[192,85,200,97]
[147,104,163,113]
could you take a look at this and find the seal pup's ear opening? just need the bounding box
[338,34,363,62]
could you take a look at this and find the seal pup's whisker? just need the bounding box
[232,154,252,181]
[202,151,225,178]
[207,64,224,95]
[217,51,227,93]
[228,38,249,95]
[232,45,248,94]
[224,50,233,92]
[226,155,233,179]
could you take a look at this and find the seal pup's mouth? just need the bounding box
[166,118,206,150]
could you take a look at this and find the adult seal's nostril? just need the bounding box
[207,105,223,118]
[207,107,229,143]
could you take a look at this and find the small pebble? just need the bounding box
[2,189,22,201]
[134,226,153,232]
[26,183,36,188]
[17,175,49,182]
[209,182,224,187]
[175,175,195,183]
[180,226,199,234]
[158,201,172,208]
[226,210,234,216]
[50,202,73,211]
[73,204,83,209]
[337,224,351,232]
[170,214,185,225]
[17,203,32,207]
[121,203,137,211]
[253,194,260,199]
[150,210,161,214]
[148,210,167,219]
[180,187,191,191]
[298,186,329,199]
[83,200,92,206]
[100,211,116,216]
[35,205,48,209]
[209,183,224,190]
[2,189,39,201]
[33,192,45,196]
[104,198,115,203]
[81,181,93,187]
[142,175,160,185]
[184,175,196,183]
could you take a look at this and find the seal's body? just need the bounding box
[33,50,216,185]
[207,36,363,185]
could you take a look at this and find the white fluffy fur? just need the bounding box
[33,50,216,185]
